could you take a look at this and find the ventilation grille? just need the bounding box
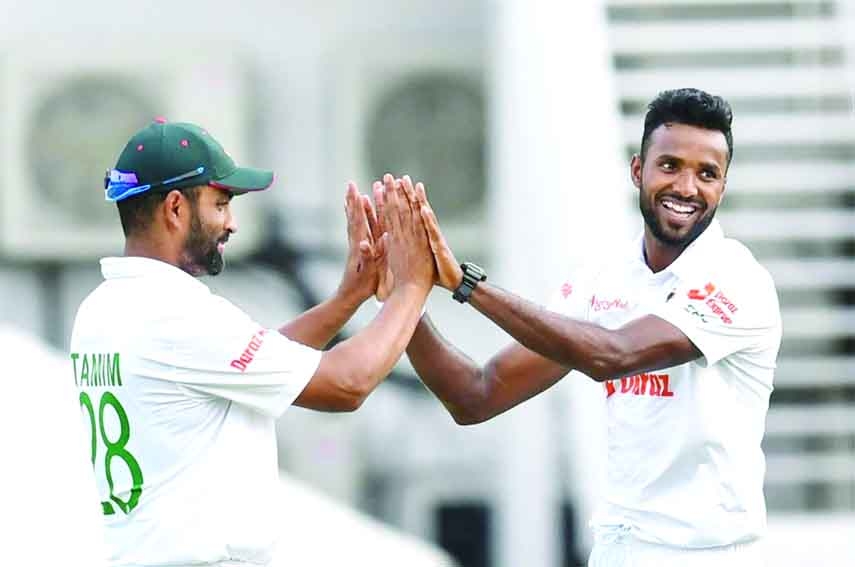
[0,49,260,261]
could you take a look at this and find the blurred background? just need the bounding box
[1,0,854,565]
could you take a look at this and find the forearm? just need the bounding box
[469,282,624,380]
[325,283,429,394]
[406,315,488,423]
[278,291,363,349]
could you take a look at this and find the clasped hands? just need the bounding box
[337,173,462,304]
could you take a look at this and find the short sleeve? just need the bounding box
[138,295,322,417]
[651,269,781,367]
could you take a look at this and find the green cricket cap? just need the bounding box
[105,118,274,202]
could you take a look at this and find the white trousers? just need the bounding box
[588,532,765,567]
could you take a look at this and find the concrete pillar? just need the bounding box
[487,0,627,564]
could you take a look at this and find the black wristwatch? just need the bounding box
[452,262,487,303]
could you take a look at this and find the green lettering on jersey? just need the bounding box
[108,354,122,387]
[80,354,90,386]
[92,354,103,387]
[74,352,122,388]
[70,353,80,386]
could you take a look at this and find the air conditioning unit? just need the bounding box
[0,47,263,261]
[326,39,487,259]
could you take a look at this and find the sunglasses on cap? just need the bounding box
[104,166,206,203]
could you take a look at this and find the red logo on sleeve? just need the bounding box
[688,283,716,300]
[687,282,738,325]
[230,329,268,372]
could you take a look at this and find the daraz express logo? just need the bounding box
[687,282,738,325]
[230,329,267,372]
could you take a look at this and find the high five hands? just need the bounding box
[336,181,386,304]
[367,173,463,300]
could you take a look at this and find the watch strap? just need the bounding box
[452,262,487,304]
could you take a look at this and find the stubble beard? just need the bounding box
[638,182,717,249]
[180,212,225,277]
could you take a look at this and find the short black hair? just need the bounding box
[641,88,733,166]
[117,185,201,237]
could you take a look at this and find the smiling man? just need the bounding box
[397,88,782,566]
[70,119,434,567]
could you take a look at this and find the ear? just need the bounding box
[630,154,643,189]
[162,190,188,232]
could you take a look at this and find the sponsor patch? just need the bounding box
[687,282,738,325]
[590,294,629,312]
[230,329,267,372]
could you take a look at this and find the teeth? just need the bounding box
[662,200,695,214]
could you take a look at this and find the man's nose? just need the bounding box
[673,170,698,198]
[225,211,238,235]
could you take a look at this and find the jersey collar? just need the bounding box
[634,219,725,279]
[100,256,211,293]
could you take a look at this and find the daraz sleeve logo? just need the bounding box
[686,282,739,325]
[230,329,267,372]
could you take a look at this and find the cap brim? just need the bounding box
[209,167,274,195]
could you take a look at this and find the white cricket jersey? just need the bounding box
[69,257,322,567]
[549,220,782,548]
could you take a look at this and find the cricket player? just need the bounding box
[392,88,782,565]
[70,119,434,566]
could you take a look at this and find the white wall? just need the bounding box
[0,0,486,346]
